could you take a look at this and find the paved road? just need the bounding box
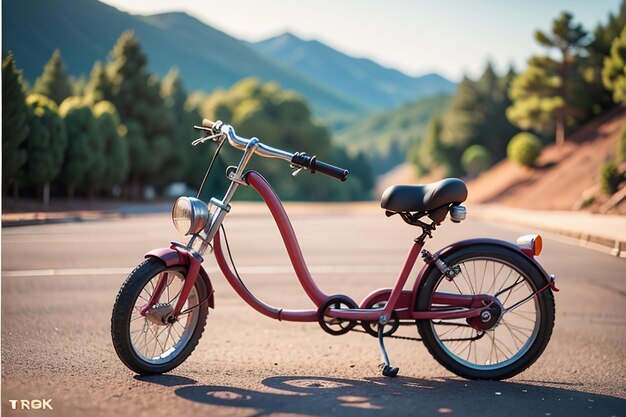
[2,204,625,417]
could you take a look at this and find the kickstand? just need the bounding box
[378,321,399,377]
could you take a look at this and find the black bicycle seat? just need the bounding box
[380,178,467,213]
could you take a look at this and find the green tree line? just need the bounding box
[2,31,374,207]
[410,2,626,177]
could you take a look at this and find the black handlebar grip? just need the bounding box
[290,152,349,181]
[311,159,349,181]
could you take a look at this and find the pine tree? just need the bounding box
[22,94,68,209]
[602,27,626,104]
[564,1,626,116]
[107,32,172,195]
[507,53,591,140]
[160,67,196,187]
[58,97,99,198]
[71,75,88,97]
[477,64,520,161]
[507,56,563,135]
[435,64,517,173]
[92,101,129,190]
[588,1,626,70]
[441,76,482,148]
[33,50,73,105]
[85,61,113,104]
[509,12,590,145]
[2,52,30,195]
[417,116,458,175]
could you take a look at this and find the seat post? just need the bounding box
[414,220,437,244]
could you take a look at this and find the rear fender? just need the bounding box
[145,246,215,308]
[410,238,553,310]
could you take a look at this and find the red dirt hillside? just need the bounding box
[375,106,626,213]
[466,106,626,212]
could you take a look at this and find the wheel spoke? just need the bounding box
[496,268,514,294]
[168,281,184,304]
[140,326,159,357]
[131,324,146,345]
[450,278,464,295]
[471,261,478,294]
[434,323,460,338]
[150,327,160,358]
[498,276,523,304]
[508,310,537,323]
[502,320,528,349]
[466,339,473,362]
[171,322,184,339]
[488,331,499,363]
[154,327,167,357]
[164,326,174,351]
[503,320,533,332]
[493,331,515,358]
[479,261,487,294]
[459,264,475,294]
[166,274,171,304]
[456,336,472,357]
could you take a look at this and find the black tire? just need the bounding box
[415,244,555,380]
[111,258,209,374]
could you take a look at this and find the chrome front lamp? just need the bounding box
[172,197,211,235]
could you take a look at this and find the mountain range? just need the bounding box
[3,0,454,119]
[335,94,451,174]
[2,0,361,116]
[251,33,455,110]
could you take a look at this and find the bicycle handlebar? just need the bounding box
[199,119,349,181]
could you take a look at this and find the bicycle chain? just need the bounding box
[350,321,485,343]
[386,333,423,341]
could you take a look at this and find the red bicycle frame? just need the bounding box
[142,169,555,327]
[210,171,491,323]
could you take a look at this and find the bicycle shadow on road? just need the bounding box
[137,374,625,417]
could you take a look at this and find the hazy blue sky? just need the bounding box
[101,0,622,81]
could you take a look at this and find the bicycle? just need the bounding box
[111,119,558,379]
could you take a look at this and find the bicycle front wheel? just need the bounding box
[111,258,209,374]
[415,244,555,380]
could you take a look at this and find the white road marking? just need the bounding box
[2,264,403,277]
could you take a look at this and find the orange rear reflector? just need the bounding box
[534,235,543,256]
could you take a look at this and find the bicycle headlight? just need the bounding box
[172,197,210,235]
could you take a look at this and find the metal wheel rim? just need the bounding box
[129,269,199,365]
[429,256,541,371]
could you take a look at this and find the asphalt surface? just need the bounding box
[2,204,625,417]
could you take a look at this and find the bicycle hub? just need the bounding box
[145,303,174,326]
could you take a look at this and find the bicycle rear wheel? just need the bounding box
[415,244,555,380]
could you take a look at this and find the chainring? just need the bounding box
[317,295,358,336]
